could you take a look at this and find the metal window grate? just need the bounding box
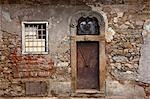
[22,22,48,54]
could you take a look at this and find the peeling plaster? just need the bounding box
[106,27,116,42]
[106,77,146,98]
[143,20,150,32]
[142,20,150,40]
[2,11,12,22]
[139,20,150,83]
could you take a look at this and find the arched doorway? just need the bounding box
[70,11,107,94]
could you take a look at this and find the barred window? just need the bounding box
[22,22,48,54]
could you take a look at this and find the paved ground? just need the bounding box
[0,96,150,99]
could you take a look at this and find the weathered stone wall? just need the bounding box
[0,2,150,99]
[97,4,150,99]
[0,4,91,97]
[0,0,149,5]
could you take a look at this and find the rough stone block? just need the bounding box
[112,56,128,62]
[0,82,10,89]
[25,81,47,96]
[57,62,69,67]
[106,78,146,98]
[0,90,4,96]
[48,82,71,96]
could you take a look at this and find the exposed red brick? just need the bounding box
[9,44,54,78]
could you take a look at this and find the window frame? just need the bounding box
[22,21,49,55]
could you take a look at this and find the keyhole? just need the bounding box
[85,64,89,67]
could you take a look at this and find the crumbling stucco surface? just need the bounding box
[139,20,150,83]
[0,1,150,98]
[90,3,150,98]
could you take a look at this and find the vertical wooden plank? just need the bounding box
[77,42,99,89]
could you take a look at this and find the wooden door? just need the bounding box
[77,41,99,90]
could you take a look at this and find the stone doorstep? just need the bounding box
[0,96,131,99]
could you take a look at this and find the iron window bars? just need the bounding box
[22,22,48,54]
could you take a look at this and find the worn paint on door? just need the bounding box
[77,41,99,90]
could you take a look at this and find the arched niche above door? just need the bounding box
[70,10,107,36]
[77,16,100,35]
